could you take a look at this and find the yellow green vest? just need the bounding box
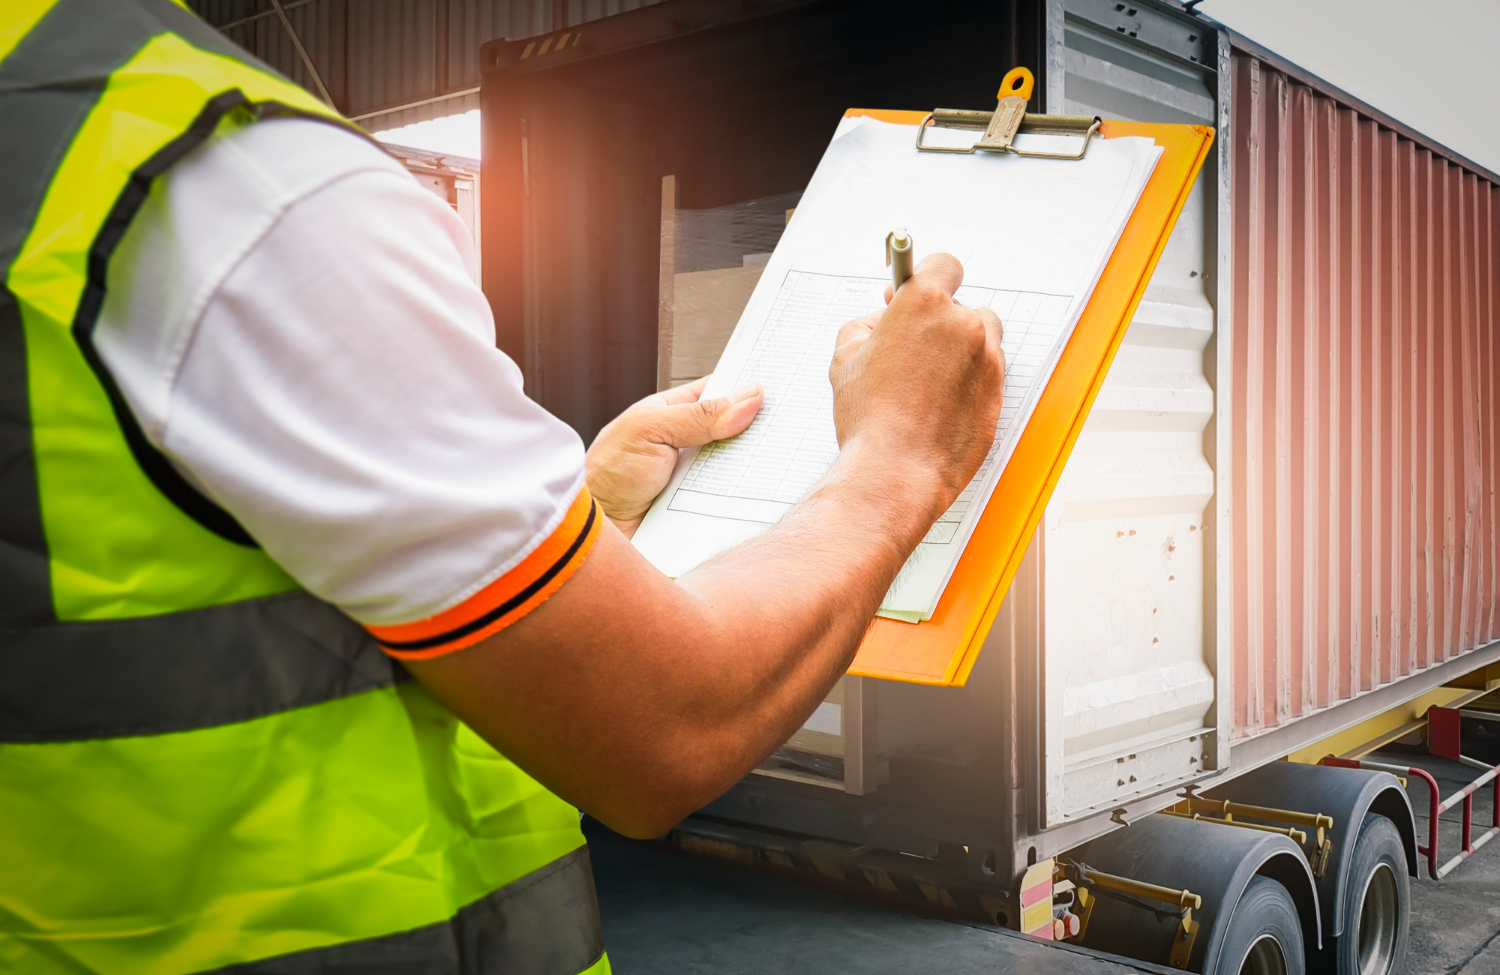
[0,2,609,972]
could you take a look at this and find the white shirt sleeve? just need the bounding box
[95,117,601,657]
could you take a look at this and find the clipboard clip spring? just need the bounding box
[915,66,1102,160]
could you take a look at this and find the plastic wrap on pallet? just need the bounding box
[660,191,800,390]
[673,192,799,272]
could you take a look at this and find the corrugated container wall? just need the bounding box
[1227,47,1500,740]
[189,0,669,129]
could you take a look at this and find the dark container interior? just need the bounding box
[480,0,1046,439]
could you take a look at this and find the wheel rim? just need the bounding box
[1237,934,1288,975]
[1357,863,1399,975]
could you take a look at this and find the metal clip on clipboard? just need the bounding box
[915,67,1101,159]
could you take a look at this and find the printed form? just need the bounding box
[633,117,1161,620]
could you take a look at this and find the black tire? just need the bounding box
[1211,876,1305,975]
[1334,814,1410,975]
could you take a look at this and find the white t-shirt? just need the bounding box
[96,117,600,659]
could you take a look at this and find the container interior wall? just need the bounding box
[1039,3,1218,824]
[1228,49,1500,740]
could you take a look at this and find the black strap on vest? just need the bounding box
[70,90,269,546]
[0,590,406,742]
[70,89,365,548]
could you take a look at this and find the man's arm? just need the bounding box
[99,117,1000,839]
[408,256,1004,838]
[408,441,936,838]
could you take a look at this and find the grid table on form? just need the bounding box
[668,269,1072,547]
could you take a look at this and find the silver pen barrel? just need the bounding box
[886,228,914,291]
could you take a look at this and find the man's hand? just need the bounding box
[830,253,1005,513]
[586,377,764,537]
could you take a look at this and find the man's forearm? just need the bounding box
[406,441,947,838]
[672,436,945,774]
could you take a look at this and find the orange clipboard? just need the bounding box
[842,106,1214,688]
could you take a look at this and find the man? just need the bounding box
[0,1,1004,972]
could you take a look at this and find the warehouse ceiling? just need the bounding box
[186,0,671,130]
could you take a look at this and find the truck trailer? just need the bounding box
[474,1,1500,972]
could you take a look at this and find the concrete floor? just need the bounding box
[588,820,1169,974]
[1372,736,1500,975]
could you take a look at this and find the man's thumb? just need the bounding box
[656,382,763,447]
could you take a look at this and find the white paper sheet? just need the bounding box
[633,117,1162,620]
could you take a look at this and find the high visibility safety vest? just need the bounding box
[0,2,609,973]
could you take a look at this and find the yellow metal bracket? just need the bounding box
[1169,796,1336,879]
[1162,807,1308,845]
[1171,910,1201,969]
[1073,884,1096,940]
[1065,863,1202,969]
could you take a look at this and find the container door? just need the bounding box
[1039,0,1224,825]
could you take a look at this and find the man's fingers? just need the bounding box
[641,382,764,448]
[835,312,879,348]
[976,306,1004,355]
[901,252,964,300]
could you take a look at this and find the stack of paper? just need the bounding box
[633,116,1161,621]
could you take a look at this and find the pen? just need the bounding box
[885,228,914,292]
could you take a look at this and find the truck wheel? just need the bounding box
[1213,877,1305,975]
[1335,814,1409,975]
